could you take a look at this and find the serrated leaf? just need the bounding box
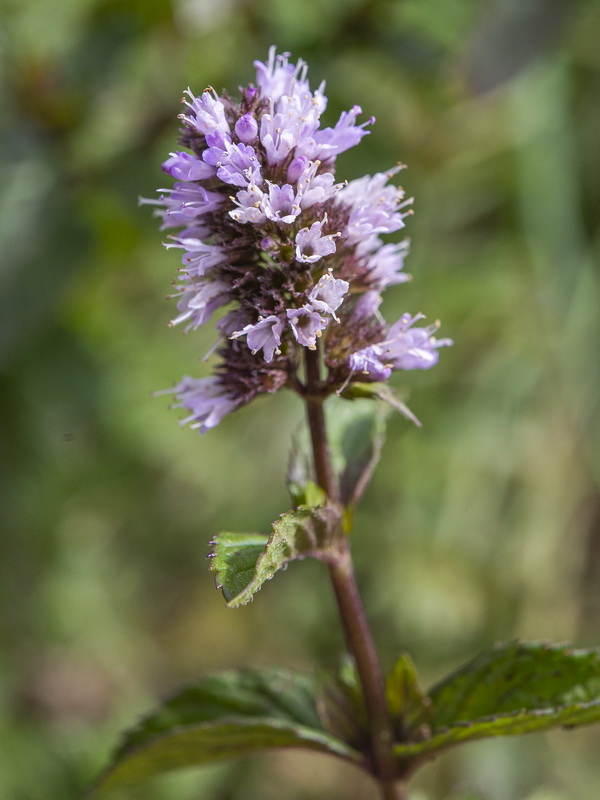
[394,700,600,764]
[210,503,344,607]
[92,668,364,795]
[208,533,269,603]
[429,641,600,726]
[392,641,600,772]
[386,654,432,740]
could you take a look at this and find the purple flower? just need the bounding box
[352,290,383,320]
[254,48,309,104]
[337,170,411,245]
[170,279,230,331]
[286,156,309,184]
[179,88,230,137]
[160,183,224,227]
[162,151,215,182]
[229,184,267,225]
[286,306,328,349]
[366,240,411,289]
[165,236,227,276]
[234,114,259,143]
[172,376,239,434]
[349,313,452,377]
[264,183,301,224]
[383,313,452,370]
[149,47,450,434]
[295,160,339,209]
[308,272,349,321]
[349,346,392,381]
[259,112,299,166]
[298,106,374,161]
[203,140,263,188]
[295,218,338,263]
[231,315,285,362]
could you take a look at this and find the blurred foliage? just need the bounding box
[1,0,600,798]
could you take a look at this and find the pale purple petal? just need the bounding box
[162,151,215,182]
[308,272,349,320]
[172,376,238,434]
[229,184,267,225]
[295,219,338,263]
[286,306,328,349]
[348,346,392,381]
[307,106,373,159]
[367,240,411,288]
[264,183,301,224]
[260,113,298,165]
[352,290,383,320]
[235,114,259,143]
[171,279,230,330]
[382,313,452,370]
[180,88,231,137]
[287,155,309,183]
[231,315,286,362]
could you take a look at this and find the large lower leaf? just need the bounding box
[210,503,344,607]
[93,668,364,795]
[393,641,600,771]
[429,640,600,725]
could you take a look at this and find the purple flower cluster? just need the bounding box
[148,48,450,433]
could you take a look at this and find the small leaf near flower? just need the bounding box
[210,503,345,607]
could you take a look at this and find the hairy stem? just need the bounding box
[303,349,403,800]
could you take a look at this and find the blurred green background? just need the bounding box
[1,0,600,798]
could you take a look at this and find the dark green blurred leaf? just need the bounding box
[316,659,367,749]
[338,402,388,508]
[429,641,600,725]
[210,503,344,607]
[92,668,364,794]
[393,642,600,767]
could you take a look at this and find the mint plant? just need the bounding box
[93,48,600,800]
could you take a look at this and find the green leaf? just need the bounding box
[208,533,269,604]
[337,402,388,508]
[316,658,368,749]
[429,641,600,725]
[287,479,328,509]
[92,668,364,795]
[386,654,432,740]
[393,641,600,769]
[210,503,344,607]
[286,425,319,507]
[287,398,389,511]
[340,383,421,427]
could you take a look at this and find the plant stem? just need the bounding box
[303,349,403,800]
